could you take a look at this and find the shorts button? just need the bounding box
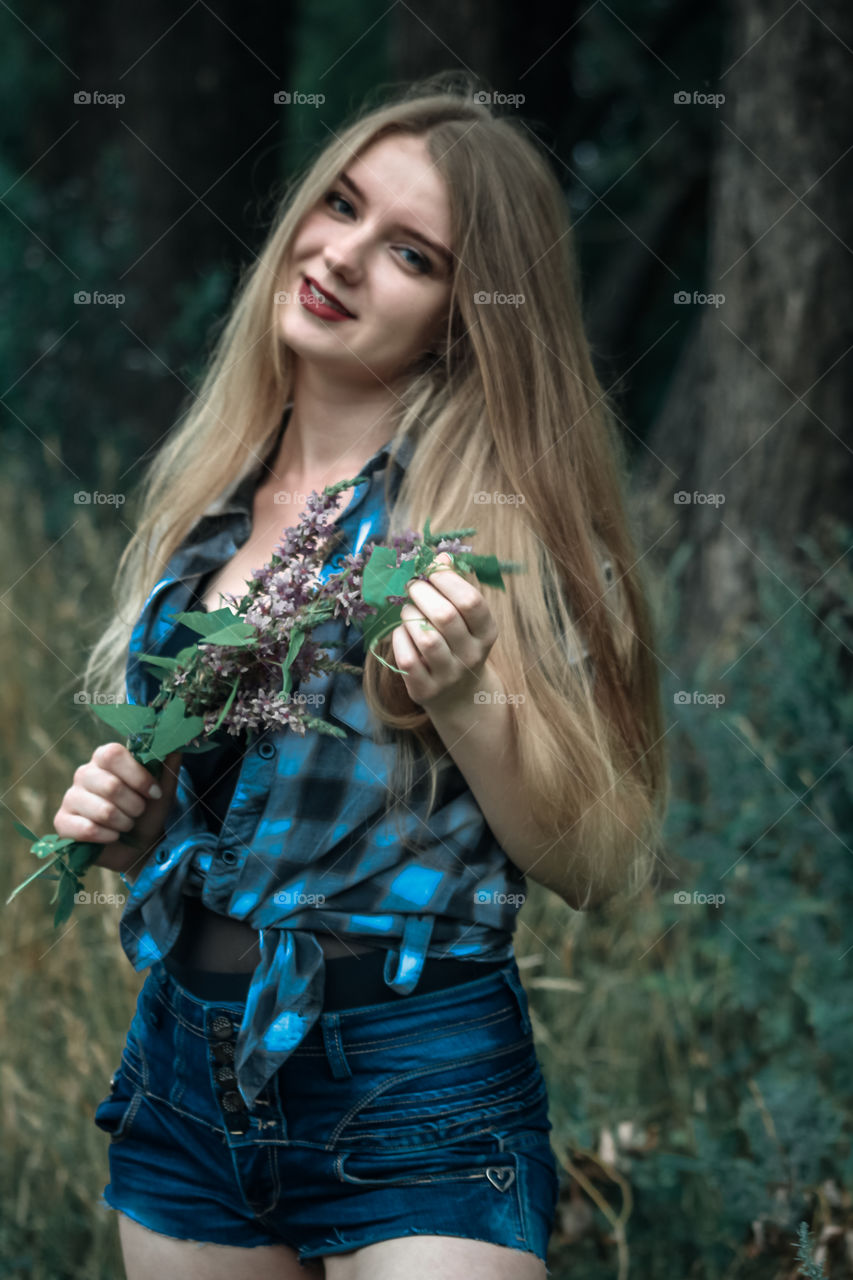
[222,1090,245,1112]
[212,1041,235,1063]
[210,1015,235,1040]
[215,1065,237,1084]
[257,741,276,759]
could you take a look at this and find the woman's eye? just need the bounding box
[397,246,430,271]
[325,191,353,217]
[323,191,432,274]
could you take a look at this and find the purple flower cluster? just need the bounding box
[156,483,471,740]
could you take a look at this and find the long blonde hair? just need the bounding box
[85,72,669,910]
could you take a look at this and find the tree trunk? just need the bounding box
[39,0,289,466]
[638,0,853,667]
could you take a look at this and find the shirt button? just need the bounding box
[218,848,239,866]
[154,848,168,864]
[257,741,276,759]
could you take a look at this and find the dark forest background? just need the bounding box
[1,2,852,1277]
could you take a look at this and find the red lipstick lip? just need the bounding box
[304,276,356,318]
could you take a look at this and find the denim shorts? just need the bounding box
[93,956,560,1269]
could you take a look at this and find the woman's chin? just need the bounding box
[279,323,357,362]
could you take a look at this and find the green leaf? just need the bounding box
[361,546,401,607]
[138,654,181,673]
[281,627,306,695]
[88,702,157,737]
[148,696,207,758]
[66,842,101,874]
[456,551,511,591]
[361,601,405,654]
[12,819,38,842]
[5,851,64,904]
[199,622,256,647]
[173,607,242,636]
[31,833,76,858]
[211,679,239,732]
[52,868,83,929]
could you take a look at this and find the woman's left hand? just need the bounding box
[392,552,499,717]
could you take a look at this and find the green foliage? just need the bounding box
[527,520,852,1278]
[796,1222,829,1279]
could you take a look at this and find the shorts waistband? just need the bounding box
[144,952,533,1139]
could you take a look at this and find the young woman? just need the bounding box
[56,76,667,1280]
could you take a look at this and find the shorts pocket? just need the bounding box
[93,1069,145,1144]
[335,1139,519,1189]
[337,1040,551,1149]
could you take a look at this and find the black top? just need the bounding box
[160,571,245,835]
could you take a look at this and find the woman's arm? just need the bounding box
[425,661,623,910]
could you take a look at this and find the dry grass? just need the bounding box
[0,471,145,1277]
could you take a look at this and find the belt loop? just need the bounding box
[500,963,532,1035]
[383,916,435,995]
[321,1013,352,1080]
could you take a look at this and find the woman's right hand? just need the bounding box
[54,743,183,883]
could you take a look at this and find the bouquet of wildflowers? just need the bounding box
[7,475,518,926]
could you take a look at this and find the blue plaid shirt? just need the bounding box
[119,412,524,1108]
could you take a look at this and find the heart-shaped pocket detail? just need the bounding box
[486,1165,515,1192]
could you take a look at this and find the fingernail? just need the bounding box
[149,784,162,799]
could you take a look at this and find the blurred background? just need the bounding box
[2,1,852,1276]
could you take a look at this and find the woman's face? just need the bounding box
[277,132,454,387]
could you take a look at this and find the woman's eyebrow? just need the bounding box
[336,170,453,269]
